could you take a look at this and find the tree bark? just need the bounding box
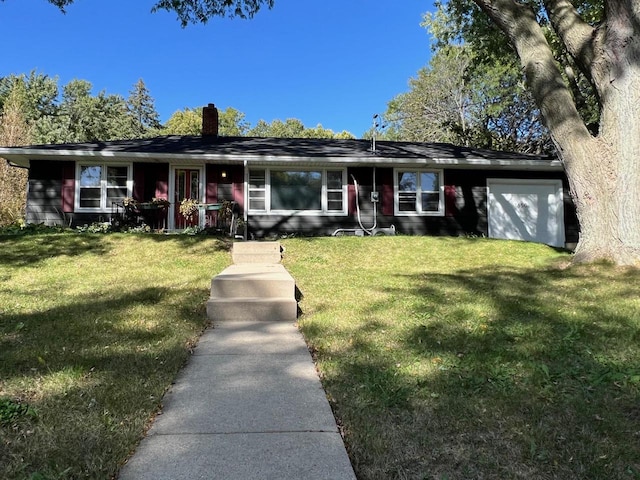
[473,0,640,265]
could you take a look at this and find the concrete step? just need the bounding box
[211,264,295,299]
[232,241,282,264]
[206,297,298,322]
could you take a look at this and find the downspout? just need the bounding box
[243,159,248,241]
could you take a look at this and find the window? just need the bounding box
[76,163,132,211]
[248,168,346,215]
[394,169,444,215]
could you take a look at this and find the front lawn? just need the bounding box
[283,236,640,480]
[0,233,231,479]
[1,233,638,479]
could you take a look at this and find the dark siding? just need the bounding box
[133,163,170,201]
[444,169,578,243]
[205,165,218,204]
[249,215,356,237]
[248,167,579,245]
[27,160,67,226]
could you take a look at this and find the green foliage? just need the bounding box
[162,106,251,136]
[0,72,161,144]
[30,0,275,25]
[0,397,38,425]
[386,26,551,152]
[219,106,250,136]
[0,80,30,226]
[426,0,601,134]
[0,222,68,235]
[151,0,275,26]
[55,79,132,143]
[163,107,202,135]
[247,117,354,139]
[75,222,112,233]
[163,107,355,139]
[126,78,162,138]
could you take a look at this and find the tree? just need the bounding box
[163,108,202,135]
[30,0,274,25]
[218,106,250,136]
[384,44,550,153]
[55,79,132,143]
[0,79,31,226]
[247,118,354,138]
[427,0,640,265]
[0,71,60,144]
[127,79,161,138]
[386,47,474,145]
[162,106,250,136]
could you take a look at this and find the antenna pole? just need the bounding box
[372,114,379,153]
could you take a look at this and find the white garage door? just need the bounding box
[487,179,565,248]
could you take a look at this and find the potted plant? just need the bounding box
[179,198,200,224]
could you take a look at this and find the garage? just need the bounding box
[487,179,566,248]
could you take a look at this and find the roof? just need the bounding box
[0,135,562,170]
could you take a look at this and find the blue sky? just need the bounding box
[1,0,434,137]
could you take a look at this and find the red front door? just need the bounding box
[175,169,200,229]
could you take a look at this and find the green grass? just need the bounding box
[282,236,640,480]
[2,233,639,479]
[0,233,232,479]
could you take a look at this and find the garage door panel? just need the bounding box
[487,180,565,248]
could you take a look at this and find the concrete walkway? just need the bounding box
[118,243,356,479]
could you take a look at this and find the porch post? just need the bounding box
[243,159,248,241]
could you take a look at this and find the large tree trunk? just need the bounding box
[473,0,640,265]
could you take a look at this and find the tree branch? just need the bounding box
[472,0,592,163]
[542,0,597,74]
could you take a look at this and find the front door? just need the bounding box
[174,169,201,229]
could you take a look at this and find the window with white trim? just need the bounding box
[394,169,444,215]
[248,168,347,215]
[76,163,132,211]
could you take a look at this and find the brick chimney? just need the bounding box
[202,103,219,137]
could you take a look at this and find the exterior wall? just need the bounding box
[133,162,169,202]
[26,160,578,245]
[26,160,69,226]
[27,160,172,227]
[246,166,579,245]
[204,164,244,205]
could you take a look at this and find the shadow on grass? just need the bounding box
[0,232,232,268]
[132,232,233,250]
[0,284,210,479]
[0,233,110,267]
[318,264,640,479]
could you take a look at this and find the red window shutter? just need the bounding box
[232,166,244,211]
[155,165,169,200]
[133,164,145,201]
[445,185,458,216]
[205,165,218,204]
[378,168,394,216]
[61,162,75,212]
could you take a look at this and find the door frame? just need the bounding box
[486,178,565,247]
[168,164,205,231]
